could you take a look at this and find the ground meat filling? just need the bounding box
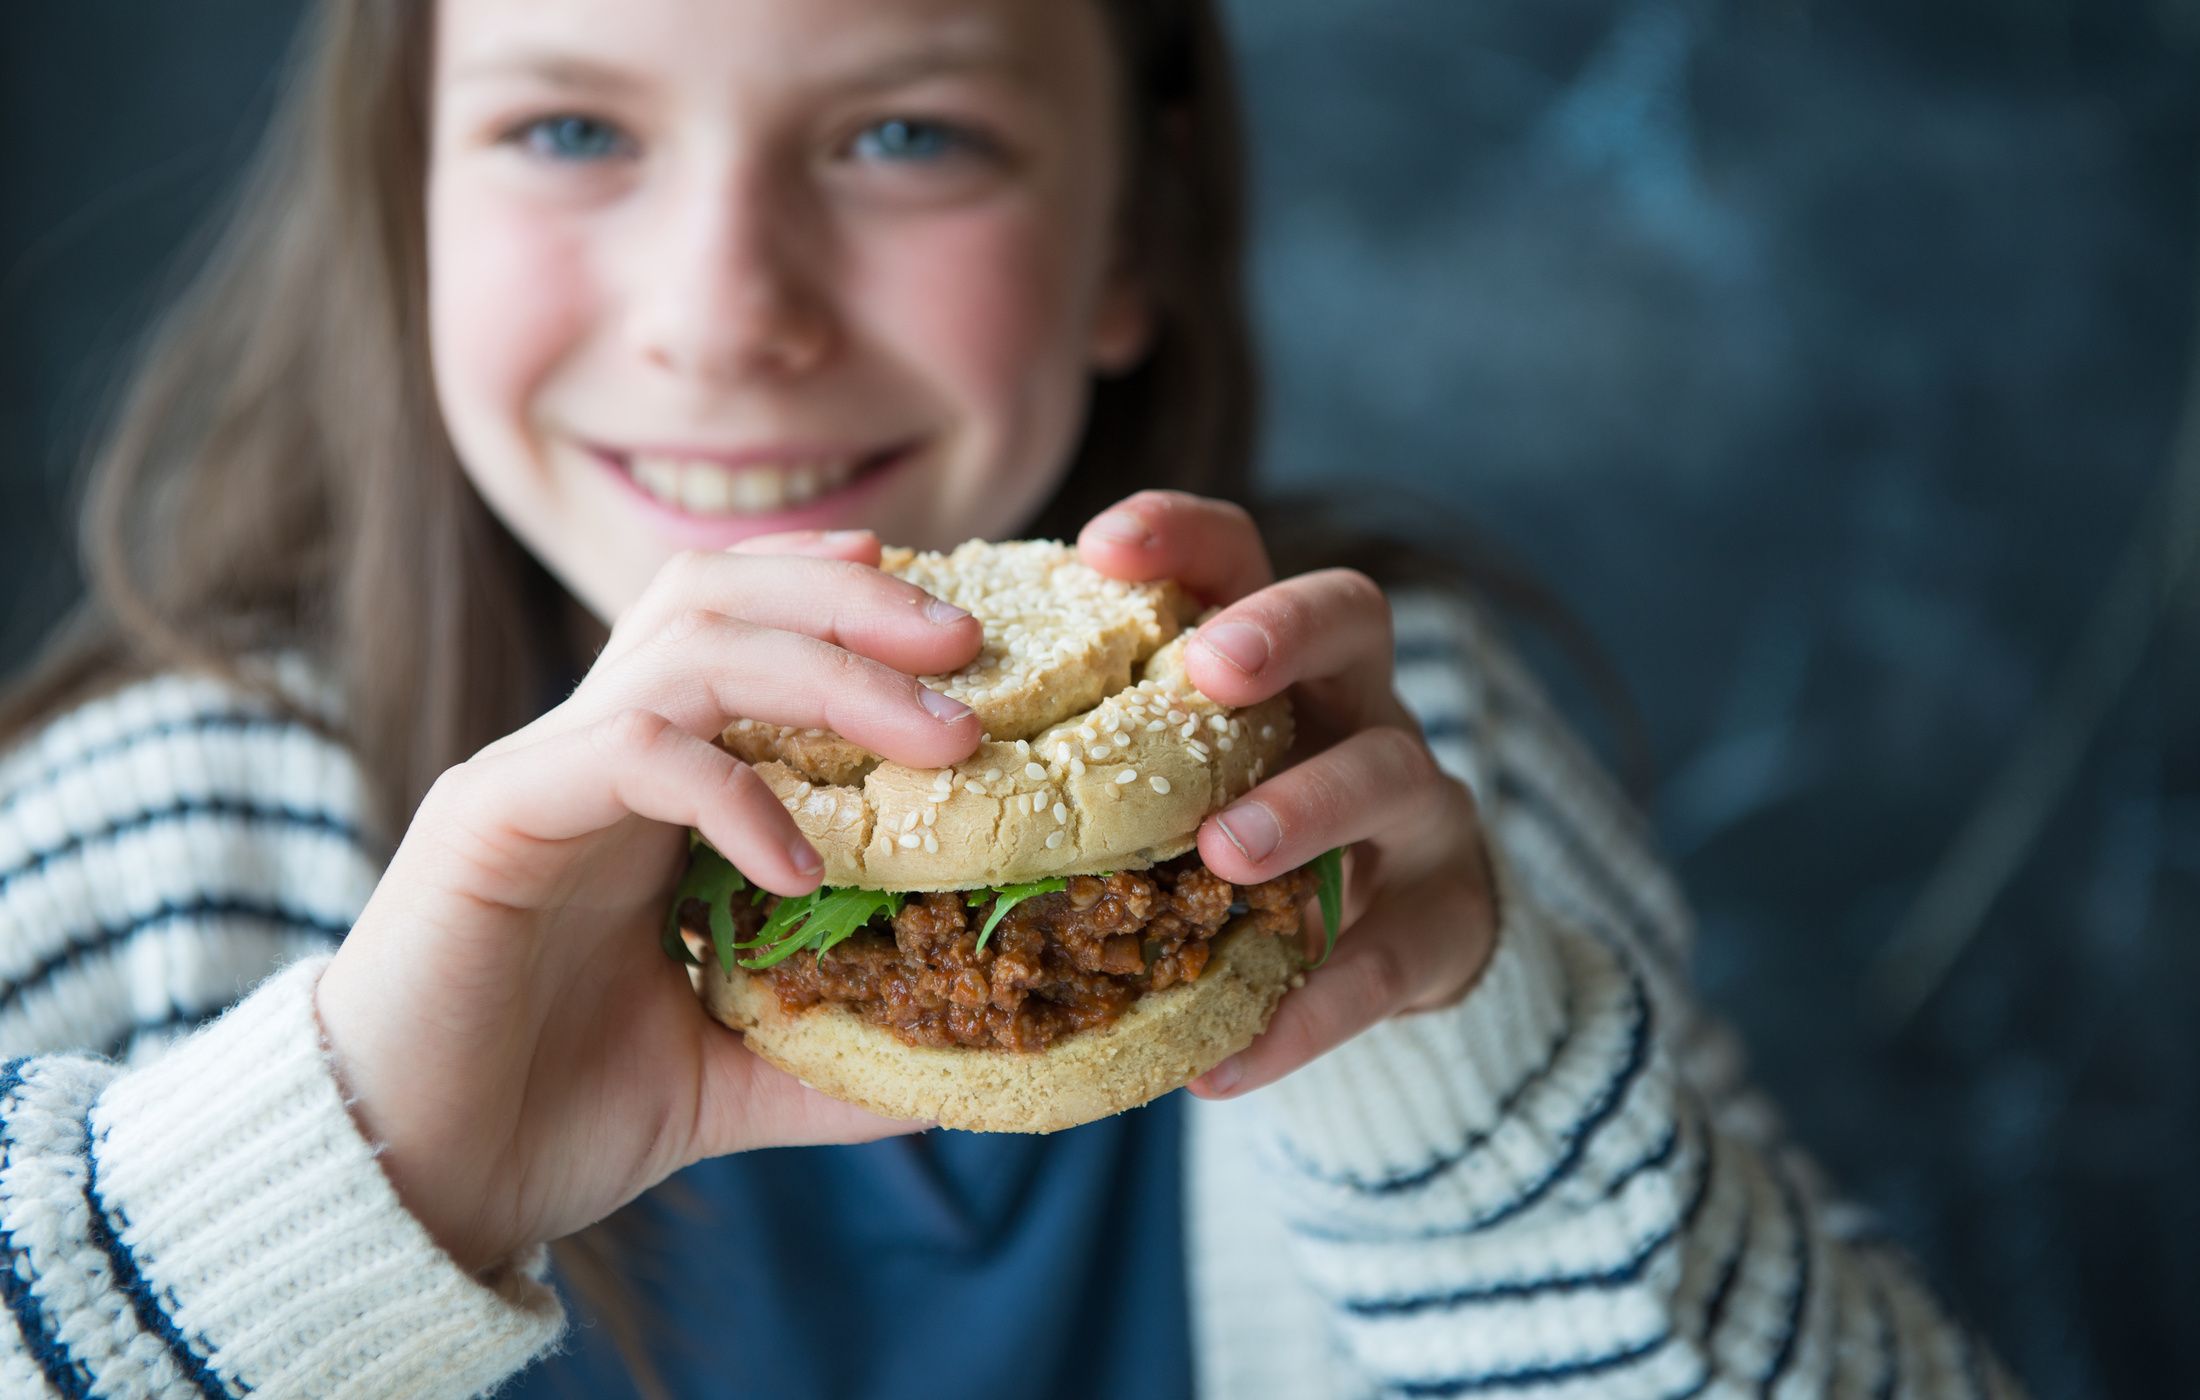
[742,855,1316,1052]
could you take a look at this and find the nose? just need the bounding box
[633,162,837,382]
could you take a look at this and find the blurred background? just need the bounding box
[4,2,2196,1394]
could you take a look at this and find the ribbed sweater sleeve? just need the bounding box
[1229,594,2024,1398]
[0,671,566,1396]
[0,957,563,1398]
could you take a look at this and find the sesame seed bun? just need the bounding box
[702,922,1303,1133]
[721,540,1294,890]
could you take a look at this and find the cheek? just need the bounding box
[426,171,599,458]
[859,204,1091,436]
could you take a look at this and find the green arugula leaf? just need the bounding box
[1311,846,1347,967]
[660,836,750,969]
[966,876,1070,952]
[736,887,907,970]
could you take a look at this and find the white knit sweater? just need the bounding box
[0,594,2017,1399]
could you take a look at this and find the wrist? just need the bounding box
[313,951,518,1275]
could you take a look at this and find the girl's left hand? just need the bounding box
[1077,490,1500,1098]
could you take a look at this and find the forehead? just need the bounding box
[434,0,1114,96]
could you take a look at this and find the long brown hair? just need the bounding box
[2,0,1639,1391]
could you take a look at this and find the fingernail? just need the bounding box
[789,840,823,878]
[1201,1056,1244,1096]
[1088,510,1152,546]
[1215,800,1281,862]
[924,597,972,626]
[1197,621,1268,675]
[824,529,872,545]
[919,686,974,724]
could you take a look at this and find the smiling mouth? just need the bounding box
[609,446,906,516]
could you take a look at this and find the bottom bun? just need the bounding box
[700,924,1303,1134]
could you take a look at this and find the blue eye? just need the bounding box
[851,118,971,163]
[519,115,629,162]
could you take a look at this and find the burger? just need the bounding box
[665,539,1343,1133]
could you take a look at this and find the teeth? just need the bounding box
[627,453,870,516]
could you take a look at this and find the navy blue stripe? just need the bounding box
[1494,766,1685,971]
[0,713,306,821]
[0,897,350,1020]
[1394,636,1454,670]
[1281,975,1656,1245]
[1419,712,1472,749]
[1394,1329,1672,1397]
[81,1116,238,1397]
[1759,1165,1814,1396]
[1866,1269,1900,1400]
[1604,1122,1681,1200]
[0,799,368,903]
[0,1059,98,1398]
[1660,1371,1714,1400]
[1699,1156,1752,1360]
[1344,1099,1714,1317]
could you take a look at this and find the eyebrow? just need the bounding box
[446,51,650,97]
[446,29,1026,99]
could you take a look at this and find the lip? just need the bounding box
[584,440,919,547]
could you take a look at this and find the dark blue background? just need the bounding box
[5,4,2195,1395]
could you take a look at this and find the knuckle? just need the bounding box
[657,606,726,650]
[1350,937,1413,1015]
[1371,724,1437,785]
[1332,567,1389,619]
[596,706,672,758]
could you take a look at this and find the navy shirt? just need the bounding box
[501,1094,1195,1400]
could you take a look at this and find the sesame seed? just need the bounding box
[1025,762,1047,780]
[1045,831,1065,849]
[1053,802,1068,823]
[1218,736,1235,752]
[1149,775,1171,794]
[984,768,1002,782]
[1115,769,1138,785]
[1054,743,1073,764]
[966,780,989,796]
[1112,734,1131,750]
[902,812,918,832]
[1208,715,1229,733]
[922,807,937,826]
[923,832,939,854]
[898,832,921,849]
[1088,745,1109,761]
[1146,719,1165,732]
[1260,725,1275,740]
[1070,757,1087,777]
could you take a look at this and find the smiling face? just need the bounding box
[426,0,1151,620]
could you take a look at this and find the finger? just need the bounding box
[1187,875,1493,1099]
[1178,569,1398,719]
[727,528,883,566]
[434,708,824,899]
[601,548,980,676]
[1195,724,1445,887]
[695,1033,933,1158]
[1076,490,1274,604]
[605,612,981,768]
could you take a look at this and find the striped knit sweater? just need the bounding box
[0,592,2018,1399]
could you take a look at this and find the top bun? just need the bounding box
[720,540,1292,890]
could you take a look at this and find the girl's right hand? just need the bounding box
[312,530,982,1274]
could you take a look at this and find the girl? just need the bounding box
[0,0,2017,1397]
